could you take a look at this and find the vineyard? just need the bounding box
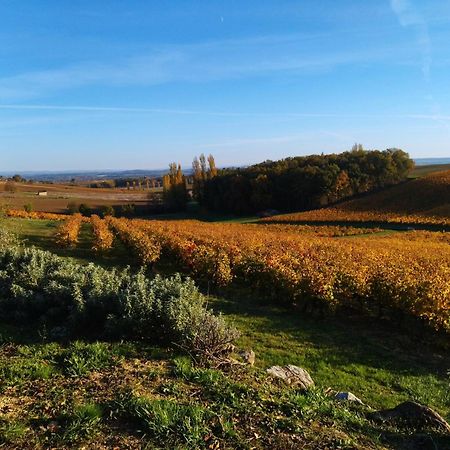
[265,170,450,227]
[2,209,450,448]
[15,212,447,334]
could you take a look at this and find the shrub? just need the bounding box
[99,205,115,218]
[23,203,33,213]
[0,227,19,250]
[0,247,238,361]
[4,181,17,193]
[120,204,135,217]
[78,204,91,217]
[67,202,79,214]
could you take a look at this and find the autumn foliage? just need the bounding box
[6,209,68,221]
[55,213,84,247]
[107,217,161,264]
[101,219,450,333]
[265,170,450,227]
[90,214,114,251]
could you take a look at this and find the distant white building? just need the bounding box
[37,191,48,196]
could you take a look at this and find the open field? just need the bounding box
[0,181,158,214]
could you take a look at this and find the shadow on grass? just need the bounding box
[258,219,450,232]
[18,222,137,269]
[211,288,450,379]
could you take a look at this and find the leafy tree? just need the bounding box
[163,163,188,211]
[198,148,414,214]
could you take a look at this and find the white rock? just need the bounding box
[266,365,314,389]
[334,392,364,405]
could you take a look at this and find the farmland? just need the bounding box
[265,170,450,228]
[0,168,449,449]
[0,181,157,214]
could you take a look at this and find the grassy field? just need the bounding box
[0,215,449,448]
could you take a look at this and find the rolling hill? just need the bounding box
[264,170,450,226]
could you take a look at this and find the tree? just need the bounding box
[199,149,413,214]
[351,143,364,152]
[192,153,218,202]
[208,154,218,178]
[199,154,207,180]
[163,163,188,211]
[12,174,24,183]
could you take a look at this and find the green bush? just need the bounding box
[0,247,238,361]
[23,203,33,213]
[99,205,115,217]
[78,203,92,217]
[0,227,19,250]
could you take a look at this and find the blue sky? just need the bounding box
[1,0,450,171]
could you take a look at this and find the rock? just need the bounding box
[266,365,314,389]
[369,401,450,433]
[334,392,364,405]
[240,349,255,366]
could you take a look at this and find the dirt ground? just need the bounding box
[0,182,160,213]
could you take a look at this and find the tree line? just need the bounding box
[192,147,414,214]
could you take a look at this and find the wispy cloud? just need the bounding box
[2,103,450,123]
[390,0,431,79]
[0,33,412,101]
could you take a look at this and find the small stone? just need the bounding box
[334,392,364,405]
[266,365,314,389]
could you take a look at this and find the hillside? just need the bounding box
[264,170,450,226]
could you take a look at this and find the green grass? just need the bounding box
[211,293,450,420]
[0,217,135,267]
[0,307,449,448]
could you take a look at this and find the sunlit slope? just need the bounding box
[265,170,450,226]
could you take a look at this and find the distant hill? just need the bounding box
[0,169,172,183]
[264,170,450,226]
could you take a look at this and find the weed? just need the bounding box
[58,403,103,444]
[59,341,117,377]
[0,420,28,444]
